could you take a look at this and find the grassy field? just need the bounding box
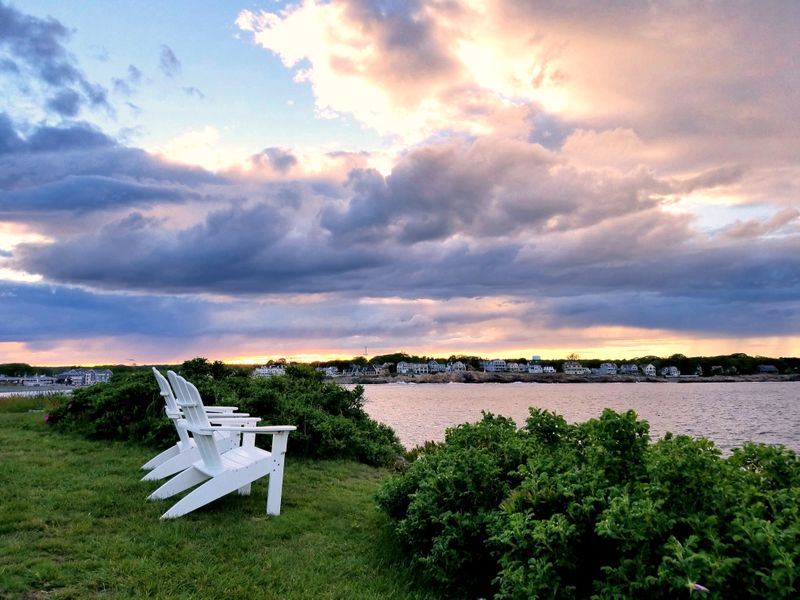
[0,401,436,600]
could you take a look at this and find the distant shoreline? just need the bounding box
[338,372,800,385]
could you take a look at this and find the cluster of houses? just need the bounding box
[560,360,667,377]
[0,368,113,387]
[485,359,672,377]
[253,358,685,378]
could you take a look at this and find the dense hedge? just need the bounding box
[47,359,403,467]
[376,409,800,599]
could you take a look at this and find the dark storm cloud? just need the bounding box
[549,292,800,337]
[321,138,660,244]
[13,202,390,295]
[0,117,218,182]
[0,116,221,221]
[0,175,190,212]
[0,281,206,340]
[159,44,181,78]
[45,88,81,116]
[0,1,110,115]
[2,120,799,341]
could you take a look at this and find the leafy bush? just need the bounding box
[48,359,403,466]
[377,408,800,599]
[238,365,403,465]
[46,370,174,447]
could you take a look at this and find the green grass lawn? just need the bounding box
[0,405,436,599]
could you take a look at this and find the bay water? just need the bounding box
[361,381,800,453]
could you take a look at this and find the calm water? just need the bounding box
[362,382,800,453]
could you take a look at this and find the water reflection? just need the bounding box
[361,382,800,453]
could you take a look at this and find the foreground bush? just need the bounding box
[47,359,403,466]
[377,409,800,599]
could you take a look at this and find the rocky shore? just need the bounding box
[338,372,800,385]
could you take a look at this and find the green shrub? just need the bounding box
[377,408,800,599]
[47,370,174,447]
[238,366,404,466]
[376,413,530,598]
[47,359,403,467]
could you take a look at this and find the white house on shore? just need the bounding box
[597,363,618,376]
[642,364,657,377]
[562,361,591,375]
[254,365,286,378]
[481,359,507,372]
[660,366,681,378]
[57,369,112,386]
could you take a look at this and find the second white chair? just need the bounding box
[148,371,296,518]
[142,368,258,481]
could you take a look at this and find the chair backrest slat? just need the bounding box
[152,367,190,446]
[167,371,223,472]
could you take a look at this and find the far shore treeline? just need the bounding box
[2,351,799,377]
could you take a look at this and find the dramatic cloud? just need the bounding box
[0,0,109,116]
[2,1,799,363]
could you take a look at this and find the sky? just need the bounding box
[0,0,798,366]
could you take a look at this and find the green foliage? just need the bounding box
[0,363,40,376]
[46,370,174,448]
[239,365,403,466]
[378,409,800,599]
[377,413,530,598]
[46,359,403,467]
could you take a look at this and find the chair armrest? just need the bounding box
[207,417,260,426]
[202,412,251,418]
[196,425,296,434]
[204,406,238,412]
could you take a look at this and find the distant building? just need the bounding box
[641,364,657,377]
[447,361,466,372]
[660,366,680,378]
[618,364,639,375]
[482,359,507,372]
[254,365,286,378]
[23,375,56,386]
[542,366,556,374]
[598,363,618,376]
[562,361,590,375]
[316,366,340,377]
[528,364,543,374]
[55,369,111,386]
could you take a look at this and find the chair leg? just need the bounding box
[141,447,201,481]
[141,444,180,470]
[160,468,265,519]
[148,466,208,501]
[266,460,285,516]
[266,432,290,516]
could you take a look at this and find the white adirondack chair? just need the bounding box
[148,371,296,519]
[141,368,257,481]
